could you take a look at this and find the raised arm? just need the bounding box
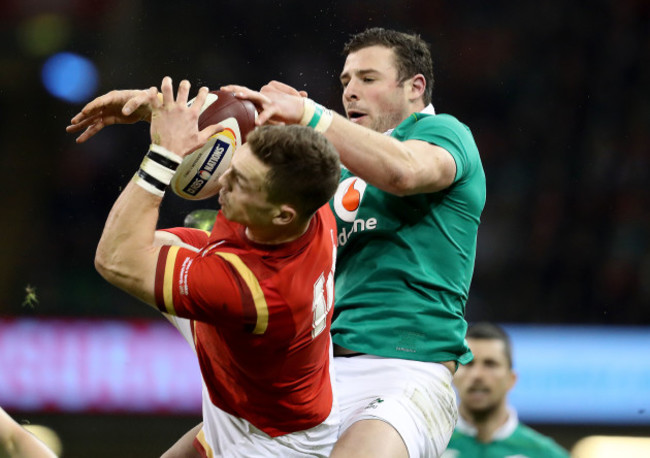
[222,81,456,196]
[94,78,222,306]
[66,88,157,143]
[309,111,455,195]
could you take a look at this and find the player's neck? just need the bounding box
[461,403,510,443]
[412,100,427,113]
[384,101,428,133]
[402,100,427,121]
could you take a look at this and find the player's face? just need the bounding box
[217,144,276,227]
[454,338,516,416]
[340,45,413,133]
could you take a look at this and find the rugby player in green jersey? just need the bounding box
[444,323,569,458]
[225,27,486,458]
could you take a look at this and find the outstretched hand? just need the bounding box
[149,77,224,157]
[221,80,306,126]
[66,88,157,143]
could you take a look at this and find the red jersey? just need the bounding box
[155,206,337,437]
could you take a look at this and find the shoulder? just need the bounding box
[407,112,467,129]
[316,204,336,229]
[443,429,475,457]
[513,424,570,457]
[406,113,482,184]
[395,112,473,142]
[409,113,474,142]
[447,428,474,446]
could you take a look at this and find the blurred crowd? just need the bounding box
[1,0,648,323]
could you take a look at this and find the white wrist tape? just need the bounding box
[132,144,183,197]
[299,98,333,133]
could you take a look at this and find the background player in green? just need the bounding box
[224,27,486,458]
[444,323,570,458]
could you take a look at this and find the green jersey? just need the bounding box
[329,111,486,363]
[443,412,570,458]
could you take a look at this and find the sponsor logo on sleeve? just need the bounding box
[179,257,193,296]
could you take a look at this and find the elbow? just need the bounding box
[383,167,419,196]
[384,163,452,196]
[388,177,414,196]
[94,248,113,282]
[94,245,124,285]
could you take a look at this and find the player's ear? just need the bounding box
[408,74,426,101]
[507,370,518,391]
[273,204,297,226]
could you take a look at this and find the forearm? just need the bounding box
[95,78,217,308]
[324,112,422,195]
[95,179,161,305]
[230,81,434,194]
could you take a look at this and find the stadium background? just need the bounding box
[1,0,648,456]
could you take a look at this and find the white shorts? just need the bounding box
[165,315,340,457]
[334,355,458,458]
[196,381,339,458]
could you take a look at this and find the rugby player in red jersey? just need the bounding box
[82,77,341,457]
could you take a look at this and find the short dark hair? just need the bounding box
[246,125,341,219]
[343,27,434,105]
[466,322,514,368]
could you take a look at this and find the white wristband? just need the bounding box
[132,144,183,197]
[299,99,333,133]
[148,143,183,166]
[133,173,165,197]
[140,156,175,184]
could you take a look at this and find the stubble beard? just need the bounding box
[370,111,408,134]
[462,398,500,424]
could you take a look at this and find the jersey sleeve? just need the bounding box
[158,227,210,249]
[154,245,269,334]
[409,114,479,184]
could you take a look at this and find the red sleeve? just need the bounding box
[154,246,261,331]
[159,227,210,249]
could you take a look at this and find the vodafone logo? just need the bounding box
[333,177,378,246]
[333,177,367,223]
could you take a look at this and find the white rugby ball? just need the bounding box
[170,91,257,200]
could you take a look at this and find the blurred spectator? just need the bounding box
[444,322,569,457]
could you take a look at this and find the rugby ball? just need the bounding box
[170,90,257,200]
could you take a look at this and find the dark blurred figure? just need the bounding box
[444,323,569,457]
